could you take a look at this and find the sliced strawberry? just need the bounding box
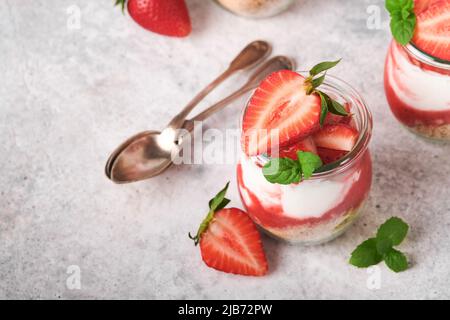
[414,0,435,14]
[324,102,352,125]
[317,147,348,165]
[242,70,321,156]
[270,137,317,160]
[313,124,359,152]
[412,0,450,61]
[199,208,268,276]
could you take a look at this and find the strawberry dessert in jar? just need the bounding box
[237,66,373,245]
[384,0,450,141]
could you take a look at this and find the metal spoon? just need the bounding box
[105,40,270,178]
[107,56,295,183]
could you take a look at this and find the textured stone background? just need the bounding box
[1,0,449,299]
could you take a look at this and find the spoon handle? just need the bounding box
[182,56,295,133]
[166,40,271,132]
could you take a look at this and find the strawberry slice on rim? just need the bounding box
[270,137,318,160]
[317,147,348,165]
[313,124,359,152]
[242,70,321,156]
[412,0,450,61]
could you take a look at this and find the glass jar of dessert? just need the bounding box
[384,42,450,141]
[214,0,295,18]
[237,71,373,245]
[384,0,450,141]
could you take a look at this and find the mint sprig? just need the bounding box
[304,59,349,126]
[350,217,409,273]
[189,182,230,245]
[262,151,323,185]
[385,0,416,45]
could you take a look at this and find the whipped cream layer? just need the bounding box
[386,42,450,111]
[240,154,360,220]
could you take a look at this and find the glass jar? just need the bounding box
[237,74,373,245]
[384,41,450,141]
[214,0,295,18]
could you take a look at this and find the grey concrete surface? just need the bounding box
[1,0,449,299]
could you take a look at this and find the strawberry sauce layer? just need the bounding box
[237,151,372,241]
[384,41,450,128]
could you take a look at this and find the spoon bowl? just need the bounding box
[109,130,177,183]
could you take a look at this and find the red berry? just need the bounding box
[242,71,321,156]
[199,208,269,276]
[313,124,359,152]
[123,0,191,37]
[412,0,450,61]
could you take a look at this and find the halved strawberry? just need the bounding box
[414,0,435,14]
[317,147,348,165]
[313,124,359,152]
[199,208,268,276]
[412,0,450,61]
[190,184,268,277]
[242,70,321,156]
[270,137,317,160]
[324,102,352,126]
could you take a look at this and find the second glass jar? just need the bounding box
[214,0,295,18]
[384,41,450,141]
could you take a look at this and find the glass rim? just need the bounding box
[239,72,373,179]
[404,42,450,70]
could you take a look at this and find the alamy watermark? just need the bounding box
[66,265,81,290]
[66,5,81,31]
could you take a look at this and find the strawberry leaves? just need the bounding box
[309,59,342,76]
[189,182,230,245]
[115,0,126,12]
[385,0,417,45]
[263,151,323,185]
[305,60,349,126]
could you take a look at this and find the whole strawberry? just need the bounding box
[115,0,192,37]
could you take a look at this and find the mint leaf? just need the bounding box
[263,152,323,185]
[262,158,301,185]
[390,15,416,45]
[401,6,412,20]
[297,151,323,179]
[349,238,383,268]
[350,216,410,273]
[385,0,413,13]
[384,248,408,273]
[309,59,341,76]
[376,237,393,255]
[386,0,404,12]
[189,182,230,245]
[377,217,409,246]
[386,0,416,45]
